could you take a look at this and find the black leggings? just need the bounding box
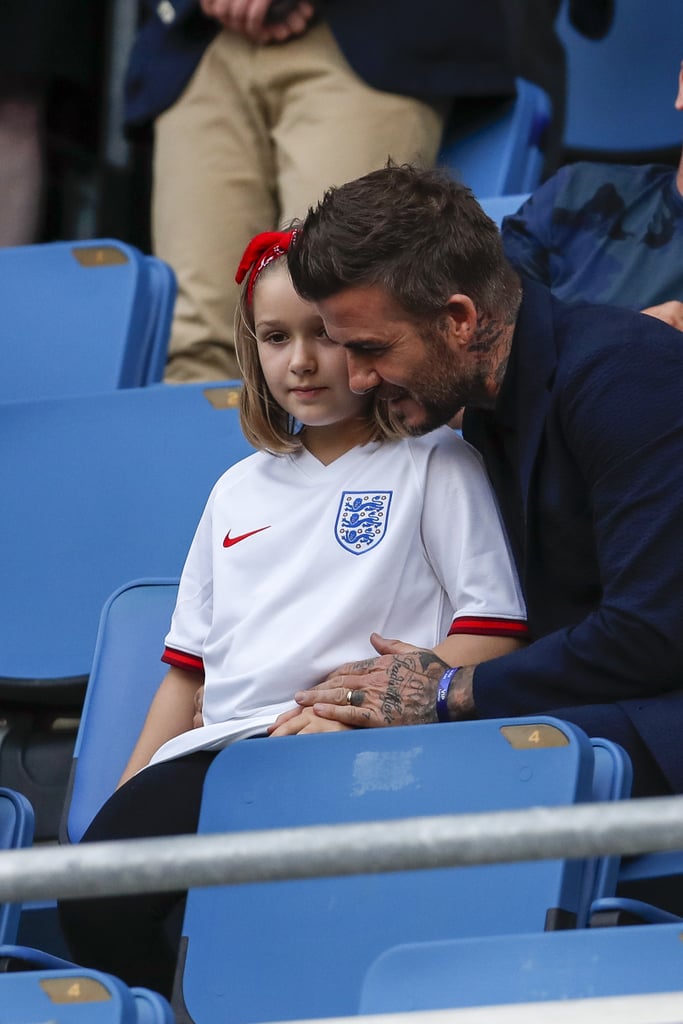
[57,751,217,999]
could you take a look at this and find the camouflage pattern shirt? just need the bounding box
[501,162,683,310]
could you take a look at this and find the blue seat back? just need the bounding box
[556,0,683,156]
[0,967,173,1023]
[0,787,35,944]
[439,78,551,196]
[360,921,683,1012]
[132,986,176,1024]
[61,580,179,844]
[177,717,595,1023]
[0,382,251,693]
[139,256,178,385]
[479,193,530,228]
[581,737,633,911]
[0,239,176,401]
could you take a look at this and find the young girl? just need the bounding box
[59,229,527,996]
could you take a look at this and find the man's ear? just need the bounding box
[443,293,478,346]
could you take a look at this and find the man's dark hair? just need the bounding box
[288,164,520,322]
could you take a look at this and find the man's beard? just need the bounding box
[389,328,484,436]
[393,392,460,436]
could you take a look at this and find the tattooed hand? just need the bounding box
[294,634,475,728]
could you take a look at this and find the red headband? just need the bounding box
[235,229,298,305]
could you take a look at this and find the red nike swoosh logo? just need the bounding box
[223,526,271,548]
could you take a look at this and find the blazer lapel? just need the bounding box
[514,280,558,525]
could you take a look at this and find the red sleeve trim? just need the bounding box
[448,616,530,639]
[161,646,205,672]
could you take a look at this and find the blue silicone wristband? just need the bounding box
[436,667,460,723]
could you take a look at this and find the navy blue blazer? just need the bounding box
[123,0,517,133]
[464,279,683,791]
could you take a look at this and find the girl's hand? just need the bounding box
[268,706,351,736]
[192,684,205,728]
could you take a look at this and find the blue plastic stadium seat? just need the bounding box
[0,383,249,696]
[0,239,176,402]
[0,967,173,1023]
[0,787,35,945]
[556,0,683,158]
[439,78,551,196]
[60,580,180,845]
[175,717,608,1023]
[0,382,251,842]
[479,193,530,227]
[360,921,683,1013]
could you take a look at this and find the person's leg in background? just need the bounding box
[270,21,448,236]
[0,76,45,246]
[153,31,278,383]
[154,21,447,384]
[0,0,100,248]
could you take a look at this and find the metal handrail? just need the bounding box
[3,794,683,905]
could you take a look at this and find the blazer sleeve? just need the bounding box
[472,309,683,717]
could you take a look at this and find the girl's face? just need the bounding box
[253,262,372,433]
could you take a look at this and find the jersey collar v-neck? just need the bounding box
[288,438,384,479]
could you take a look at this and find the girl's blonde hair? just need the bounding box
[235,252,406,454]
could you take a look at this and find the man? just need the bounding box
[284,163,683,798]
[501,60,683,331]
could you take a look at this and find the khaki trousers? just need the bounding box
[153,21,447,382]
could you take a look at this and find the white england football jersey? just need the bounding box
[151,427,526,764]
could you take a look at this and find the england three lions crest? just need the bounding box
[335,491,392,555]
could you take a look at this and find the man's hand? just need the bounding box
[642,301,683,332]
[268,706,352,736]
[294,634,473,728]
[199,0,315,44]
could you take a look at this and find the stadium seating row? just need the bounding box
[2,927,683,1022]
[1,701,682,1021]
